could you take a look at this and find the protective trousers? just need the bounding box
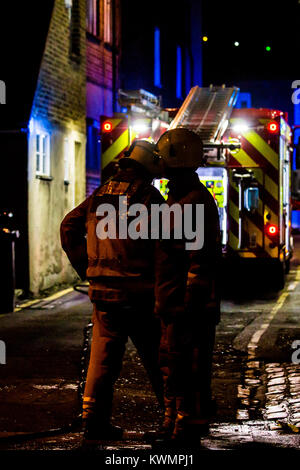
[83,299,164,424]
[159,308,216,426]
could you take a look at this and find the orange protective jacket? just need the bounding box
[60,163,165,303]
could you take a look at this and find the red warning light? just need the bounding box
[267,224,278,236]
[267,121,279,134]
[102,121,113,132]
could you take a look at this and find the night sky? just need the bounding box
[201,0,299,119]
[202,0,299,84]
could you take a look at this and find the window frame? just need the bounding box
[103,0,112,44]
[35,133,51,178]
[64,138,70,184]
[86,0,100,37]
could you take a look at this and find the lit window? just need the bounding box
[154,27,162,88]
[64,138,70,183]
[86,0,99,36]
[36,134,50,176]
[104,0,112,44]
[176,46,182,99]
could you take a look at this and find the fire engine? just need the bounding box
[158,86,294,289]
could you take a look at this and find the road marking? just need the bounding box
[14,287,74,312]
[288,282,298,291]
[247,291,289,359]
[247,265,300,357]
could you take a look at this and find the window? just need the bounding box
[104,0,112,44]
[244,187,259,212]
[86,0,99,36]
[64,138,70,183]
[36,134,50,176]
[154,27,162,88]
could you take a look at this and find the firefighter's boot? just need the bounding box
[82,397,123,441]
[82,418,123,441]
[144,396,176,443]
[170,412,209,446]
[168,397,216,447]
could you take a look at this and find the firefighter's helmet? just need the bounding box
[119,140,165,177]
[156,128,203,168]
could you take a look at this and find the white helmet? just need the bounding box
[119,140,165,177]
[156,128,203,168]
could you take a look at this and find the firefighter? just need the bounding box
[60,140,166,440]
[151,128,221,446]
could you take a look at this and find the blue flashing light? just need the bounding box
[176,46,182,99]
[294,101,300,126]
[154,27,162,88]
[235,92,252,109]
[121,107,128,114]
[185,49,191,96]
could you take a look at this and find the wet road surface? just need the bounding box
[1,237,300,455]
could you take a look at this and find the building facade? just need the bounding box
[0,0,87,297]
[0,0,121,297]
[28,0,87,294]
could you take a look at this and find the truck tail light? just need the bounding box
[102,121,113,132]
[267,121,279,134]
[267,224,278,235]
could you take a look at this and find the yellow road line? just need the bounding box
[247,266,300,359]
[14,287,74,312]
[247,291,289,359]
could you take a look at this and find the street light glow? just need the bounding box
[203,36,208,42]
[234,41,239,47]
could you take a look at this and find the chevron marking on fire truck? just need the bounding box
[264,174,279,202]
[244,130,279,170]
[101,118,138,170]
[232,149,258,167]
[102,130,130,168]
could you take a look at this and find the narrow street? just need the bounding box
[1,237,300,454]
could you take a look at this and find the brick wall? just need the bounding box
[31,0,86,133]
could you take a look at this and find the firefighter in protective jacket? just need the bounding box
[60,140,165,440]
[153,128,221,445]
